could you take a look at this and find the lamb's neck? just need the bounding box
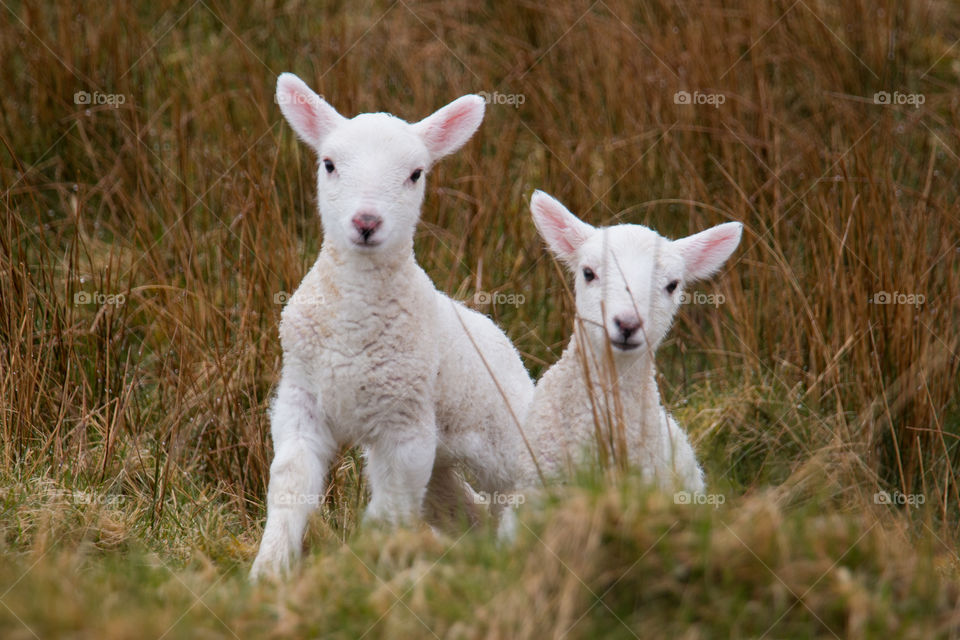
[567,333,661,408]
[523,334,664,483]
[318,241,423,292]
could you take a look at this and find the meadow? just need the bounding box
[1,1,959,637]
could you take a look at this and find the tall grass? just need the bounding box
[1,0,959,636]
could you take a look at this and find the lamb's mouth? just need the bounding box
[609,340,641,351]
[351,237,383,249]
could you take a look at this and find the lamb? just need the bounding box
[250,73,534,579]
[520,190,743,493]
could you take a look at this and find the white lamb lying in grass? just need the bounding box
[250,73,533,579]
[521,190,742,493]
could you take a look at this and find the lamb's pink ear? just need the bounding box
[530,190,594,268]
[674,222,743,281]
[276,73,346,151]
[411,95,485,162]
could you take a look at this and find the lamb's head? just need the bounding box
[530,190,742,358]
[276,73,484,257]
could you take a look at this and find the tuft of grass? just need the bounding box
[1,0,959,637]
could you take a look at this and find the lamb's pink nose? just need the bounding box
[351,212,382,241]
[614,314,642,340]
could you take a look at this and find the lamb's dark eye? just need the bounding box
[665,280,679,293]
[582,267,596,283]
[410,169,423,183]
[323,159,335,174]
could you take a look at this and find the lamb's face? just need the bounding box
[275,73,484,259]
[574,226,685,354]
[315,115,430,253]
[530,190,743,360]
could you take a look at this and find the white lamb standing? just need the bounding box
[250,73,533,579]
[521,190,743,494]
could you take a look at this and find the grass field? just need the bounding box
[2,1,960,637]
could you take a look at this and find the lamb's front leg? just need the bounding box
[663,413,706,494]
[363,418,437,527]
[250,382,335,580]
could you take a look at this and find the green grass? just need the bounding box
[2,0,960,637]
[3,476,958,638]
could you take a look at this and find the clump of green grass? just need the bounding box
[2,474,959,638]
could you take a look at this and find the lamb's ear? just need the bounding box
[530,190,594,268]
[411,95,485,162]
[674,222,743,281]
[276,73,346,151]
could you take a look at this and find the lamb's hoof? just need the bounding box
[249,558,278,582]
[249,546,294,582]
